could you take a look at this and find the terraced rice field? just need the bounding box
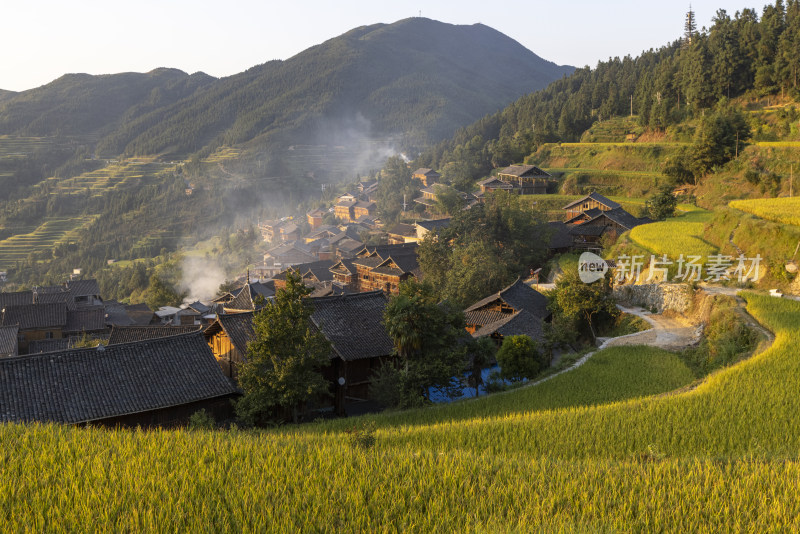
[36,160,171,198]
[628,209,717,262]
[729,197,800,226]
[1,295,798,531]
[0,216,95,268]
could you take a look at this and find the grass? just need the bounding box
[0,295,799,530]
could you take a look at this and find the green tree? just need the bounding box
[236,272,331,425]
[551,269,618,343]
[689,108,751,181]
[382,279,467,407]
[645,184,679,221]
[466,337,496,397]
[496,335,547,382]
[376,156,419,223]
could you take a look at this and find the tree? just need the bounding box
[689,108,751,181]
[375,156,419,223]
[381,280,467,407]
[236,272,331,425]
[551,269,618,343]
[645,184,679,221]
[496,335,547,382]
[466,337,496,397]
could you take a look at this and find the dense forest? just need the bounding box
[415,1,800,184]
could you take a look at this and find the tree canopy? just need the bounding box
[236,272,331,424]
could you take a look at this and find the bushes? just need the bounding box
[496,335,548,382]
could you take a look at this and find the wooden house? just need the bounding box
[223,282,274,313]
[412,168,441,187]
[489,165,554,195]
[464,279,550,343]
[386,223,418,244]
[1,303,67,354]
[66,279,103,308]
[0,331,240,427]
[204,292,395,416]
[334,199,357,222]
[415,218,451,240]
[306,208,326,229]
[562,192,621,220]
[352,200,376,220]
[272,260,336,291]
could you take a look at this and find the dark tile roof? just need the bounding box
[591,207,647,231]
[330,258,357,275]
[0,325,18,357]
[275,260,336,283]
[0,291,33,310]
[65,307,107,334]
[27,337,72,354]
[472,309,545,342]
[66,279,101,298]
[351,256,385,269]
[412,168,440,176]
[358,243,418,260]
[497,165,551,179]
[0,332,239,424]
[335,238,365,255]
[562,192,621,211]
[184,301,211,314]
[569,224,607,237]
[387,223,416,237]
[224,282,274,312]
[1,303,67,330]
[35,290,76,311]
[416,218,451,232]
[108,325,202,345]
[465,278,550,321]
[464,309,507,327]
[547,221,573,250]
[310,291,394,361]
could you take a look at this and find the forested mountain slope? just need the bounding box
[416,2,800,186]
[0,18,573,158]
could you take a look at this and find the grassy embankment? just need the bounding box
[2,294,800,530]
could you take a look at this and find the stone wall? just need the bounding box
[613,283,693,314]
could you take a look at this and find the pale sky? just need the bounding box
[1,1,769,92]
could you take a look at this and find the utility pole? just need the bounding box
[735,131,739,158]
[630,95,633,117]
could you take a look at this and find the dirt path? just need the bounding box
[598,305,702,351]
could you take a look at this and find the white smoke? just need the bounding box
[179,255,227,304]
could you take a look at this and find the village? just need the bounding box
[0,163,653,426]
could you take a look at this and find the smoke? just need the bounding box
[178,255,227,304]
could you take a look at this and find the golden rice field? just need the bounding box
[1,293,799,531]
[628,209,717,265]
[729,197,800,226]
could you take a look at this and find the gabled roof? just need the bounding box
[357,243,418,260]
[0,325,18,357]
[0,332,239,424]
[65,307,107,334]
[330,258,357,275]
[66,279,101,298]
[34,290,76,311]
[335,238,365,255]
[472,309,545,341]
[274,260,336,283]
[497,165,551,179]
[310,291,394,361]
[589,207,647,231]
[224,282,274,312]
[184,301,211,314]
[412,168,440,177]
[108,325,202,345]
[1,303,67,330]
[465,278,550,321]
[562,192,621,211]
[372,254,419,276]
[477,176,514,188]
[204,312,256,355]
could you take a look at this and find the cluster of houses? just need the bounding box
[0,155,654,427]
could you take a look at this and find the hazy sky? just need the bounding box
[1,1,769,92]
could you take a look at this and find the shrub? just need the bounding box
[187,409,215,431]
[496,335,547,382]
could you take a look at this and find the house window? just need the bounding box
[45,331,54,339]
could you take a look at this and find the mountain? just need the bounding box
[0,18,572,157]
[0,89,16,104]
